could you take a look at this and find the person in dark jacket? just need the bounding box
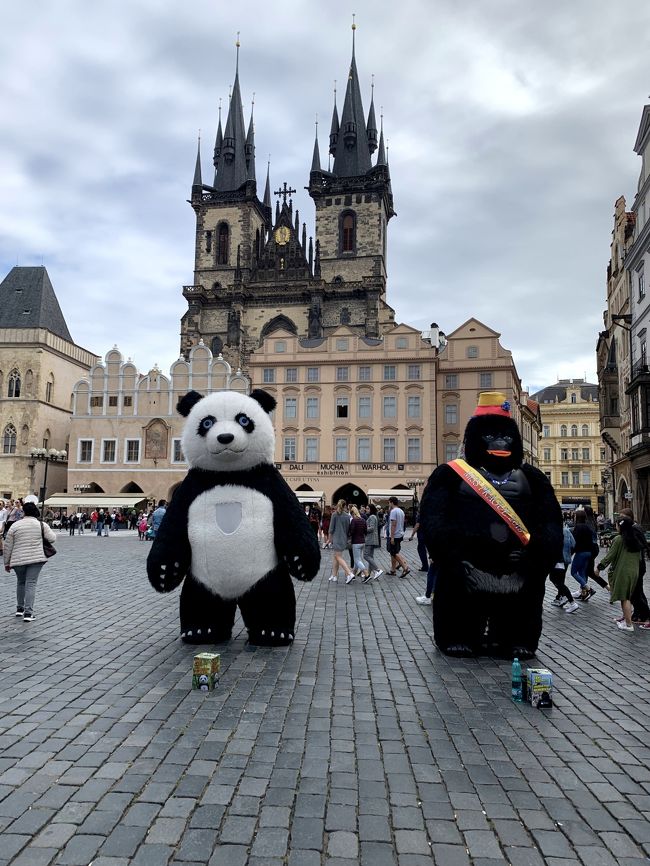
[571,510,596,601]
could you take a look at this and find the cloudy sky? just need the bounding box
[1,0,648,393]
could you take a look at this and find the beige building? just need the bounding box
[63,344,248,510]
[532,380,606,511]
[0,267,98,501]
[247,322,438,512]
[435,318,527,464]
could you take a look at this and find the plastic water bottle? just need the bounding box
[511,658,523,702]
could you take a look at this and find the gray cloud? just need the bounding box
[0,0,648,390]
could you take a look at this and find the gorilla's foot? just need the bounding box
[511,646,536,661]
[442,643,476,658]
[248,628,294,647]
[181,625,231,644]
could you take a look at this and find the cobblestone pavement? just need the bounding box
[0,531,649,865]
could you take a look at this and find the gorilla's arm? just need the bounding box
[520,465,564,573]
[419,465,464,565]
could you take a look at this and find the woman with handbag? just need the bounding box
[3,502,56,622]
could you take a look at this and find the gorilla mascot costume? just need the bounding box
[420,392,563,659]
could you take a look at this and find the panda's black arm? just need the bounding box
[146,475,196,593]
[264,467,321,581]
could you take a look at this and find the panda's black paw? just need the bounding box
[248,628,294,647]
[181,626,231,644]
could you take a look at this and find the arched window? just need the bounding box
[581,424,589,436]
[3,424,16,454]
[45,375,54,403]
[217,223,229,265]
[571,393,577,403]
[8,370,20,398]
[560,425,567,437]
[42,429,51,450]
[340,211,356,253]
[571,424,578,437]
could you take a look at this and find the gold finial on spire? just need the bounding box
[236,30,240,48]
[352,12,356,31]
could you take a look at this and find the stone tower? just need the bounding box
[180,30,396,370]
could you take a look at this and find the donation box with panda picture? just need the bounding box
[146,388,321,646]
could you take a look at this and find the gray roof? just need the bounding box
[531,381,599,404]
[0,267,72,341]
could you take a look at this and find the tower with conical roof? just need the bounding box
[308,21,395,338]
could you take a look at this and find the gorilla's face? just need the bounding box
[463,415,523,475]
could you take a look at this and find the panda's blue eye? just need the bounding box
[198,415,216,436]
[235,412,256,433]
[238,415,251,428]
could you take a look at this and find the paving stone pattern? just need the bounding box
[0,530,649,864]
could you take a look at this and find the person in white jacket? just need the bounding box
[3,502,56,622]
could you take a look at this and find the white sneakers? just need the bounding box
[564,601,579,614]
[616,620,634,631]
[415,595,432,605]
[328,575,338,582]
[373,569,383,580]
[345,573,355,585]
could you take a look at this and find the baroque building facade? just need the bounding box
[532,380,605,511]
[0,267,97,500]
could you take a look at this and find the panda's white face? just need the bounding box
[181,391,275,472]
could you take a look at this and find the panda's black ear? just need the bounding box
[177,390,204,417]
[249,389,276,414]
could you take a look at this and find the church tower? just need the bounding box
[180,28,396,369]
[308,21,396,337]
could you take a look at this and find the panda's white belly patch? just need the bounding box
[188,485,278,599]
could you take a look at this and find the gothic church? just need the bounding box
[180,29,397,369]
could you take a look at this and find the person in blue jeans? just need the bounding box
[416,561,438,605]
[409,509,430,572]
[571,510,595,601]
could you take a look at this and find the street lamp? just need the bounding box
[30,448,67,514]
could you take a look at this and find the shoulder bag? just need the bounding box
[40,521,57,558]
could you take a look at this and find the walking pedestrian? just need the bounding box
[595,516,643,631]
[549,524,580,613]
[327,499,354,584]
[619,507,650,627]
[415,561,438,605]
[151,500,167,538]
[584,505,608,590]
[96,510,105,536]
[409,508,429,571]
[348,505,369,582]
[386,496,410,576]
[362,503,383,582]
[570,510,595,601]
[3,502,56,622]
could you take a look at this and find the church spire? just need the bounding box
[332,18,371,177]
[245,95,256,182]
[376,110,387,166]
[214,35,250,192]
[192,132,202,188]
[367,76,378,155]
[329,82,339,157]
[263,158,271,208]
[311,118,321,172]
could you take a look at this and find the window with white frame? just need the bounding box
[336,396,349,419]
[407,437,421,461]
[560,448,568,460]
[570,470,579,486]
[285,368,298,383]
[479,372,493,389]
[79,439,93,463]
[284,397,297,419]
[581,424,589,436]
[172,439,184,463]
[283,437,296,461]
[582,448,590,460]
[383,364,396,381]
[407,364,421,380]
[383,395,397,418]
[305,437,318,462]
[3,424,16,454]
[543,424,550,437]
[357,437,371,461]
[571,448,579,460]
[102,440,117,463]
[407,395,421,418]
[383,437,396,462]
[359,365,371,381]
[571,424,578,437]
[125,439,140,463]
[307,367,319,382]
[582,471,591,485]
[561,471,569,486]
[336,366,349,382]
[263,368,275,384]
[306,396,319,419]
[335,437,348,461]
[358,395,371,419]
[445,404,458,425]
[445,374,458,389]
[560,425,567,437]
[444,443,458,462]
[543,448,551,461]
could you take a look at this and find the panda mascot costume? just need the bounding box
[146,388,320,646]
[420,391,562,659]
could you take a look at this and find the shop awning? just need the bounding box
[294,491,324,503]
[44,494,147,509]
[367,489,415,500]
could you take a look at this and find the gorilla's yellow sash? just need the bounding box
[449,458,531,546]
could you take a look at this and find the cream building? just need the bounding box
[532,380,606,511]
[0,267,98,501]
[62,343,248,511]
[435,318,526,464]
[246,322,437,513]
